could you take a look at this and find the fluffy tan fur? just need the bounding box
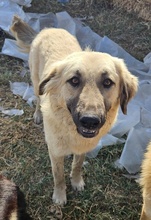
[11,16,138,205]
[140,142,151,220]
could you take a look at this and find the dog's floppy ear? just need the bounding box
[113,58,138,114]
[39,71,56,95]
[39,63,62,95]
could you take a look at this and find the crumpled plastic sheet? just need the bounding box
[11,0,32,7]
[1,0,151,174]
[10,81,36,106]
[0,104,24,116]
[0,107,24,116]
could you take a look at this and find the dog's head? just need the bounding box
[39,52,138,138]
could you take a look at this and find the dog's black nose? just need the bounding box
[79,115,100,129]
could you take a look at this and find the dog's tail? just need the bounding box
[10,15,37,53]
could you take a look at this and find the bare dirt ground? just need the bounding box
[1,1,151,219]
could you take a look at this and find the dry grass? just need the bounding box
[1,0,151,219]
[112,0,151,21]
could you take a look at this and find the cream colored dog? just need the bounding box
[11,16,138,205]
[140,142,151,220]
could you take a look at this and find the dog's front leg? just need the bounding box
[49,153,66,205]
[70,154,85,191]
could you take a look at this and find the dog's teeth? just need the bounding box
[82,128,95,134]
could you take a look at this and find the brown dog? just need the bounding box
[0,175,32,220]
[140,142,151,220]
[11,16,138,205]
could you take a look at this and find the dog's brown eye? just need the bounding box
[103,79,113,88]
[68,77,80,87]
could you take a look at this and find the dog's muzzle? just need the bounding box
[77,114,105,138]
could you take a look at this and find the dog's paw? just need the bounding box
[52,189,67,206]
[33,110,42,124]
[71,176,85,191]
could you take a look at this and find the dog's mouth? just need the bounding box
[76,114,106,138]
[77,126,99,138]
